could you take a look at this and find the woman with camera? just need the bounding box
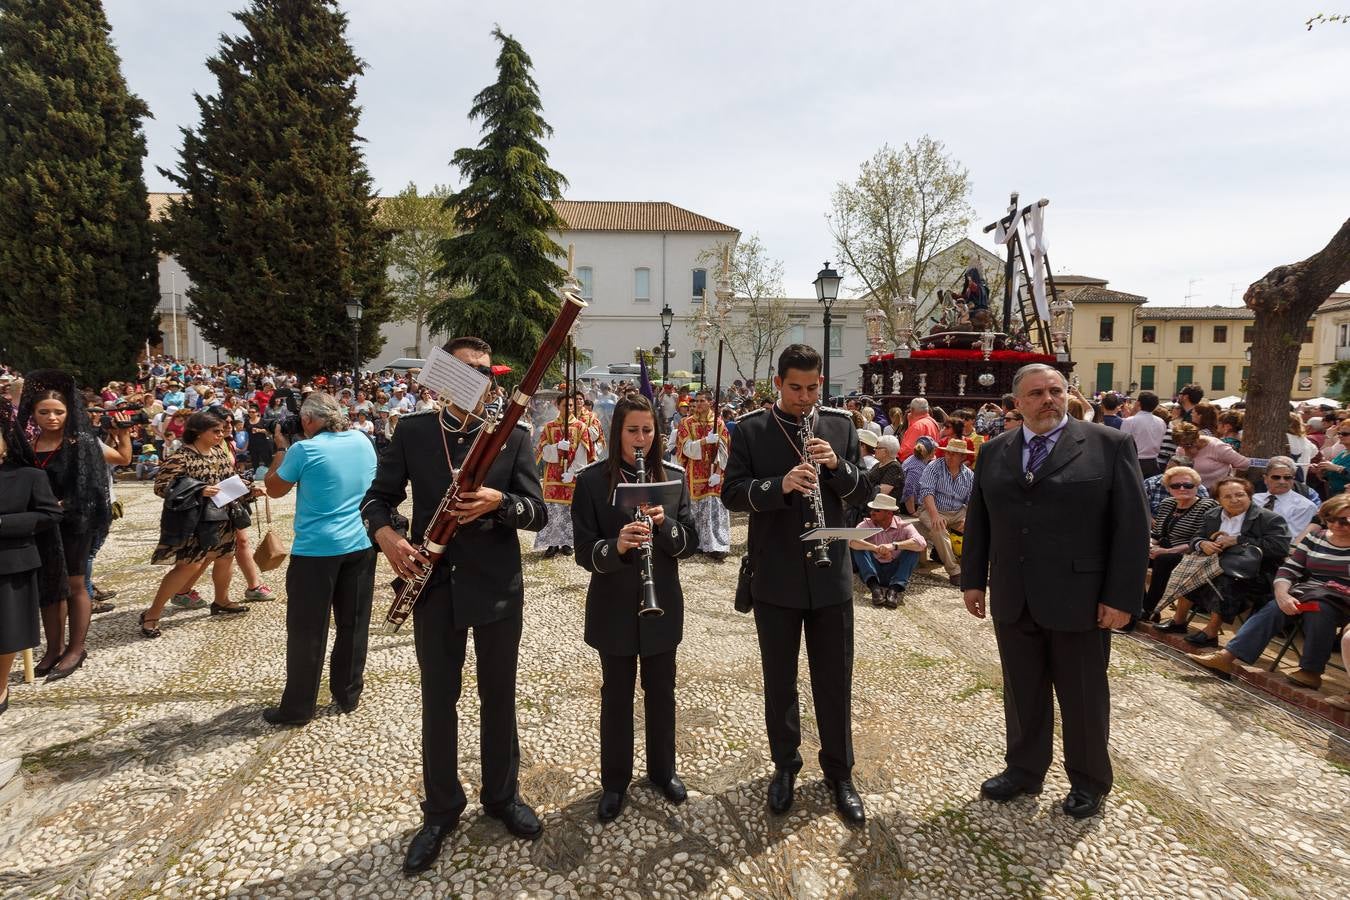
[260,393,377,725]
[16,371,131,680]
[137,411,257,637]
[571,395,698,823]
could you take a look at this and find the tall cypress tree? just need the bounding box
[159,0,388,378]
[0,0,159,385]
[428,27,568,370]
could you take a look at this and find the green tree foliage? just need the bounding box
[159,0,388,378]
[378,182,459,358]
[428,26,568,371]
[0,0,159,386]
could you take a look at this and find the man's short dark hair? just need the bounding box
[444,336,492,356]
[1136,390,1159,412]
[1101,392,1121,411]
[1000,393,1016,412]
[777,344,821,379]
[1180,383,1204,404]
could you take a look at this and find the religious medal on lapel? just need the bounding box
[1025,469,1034,485]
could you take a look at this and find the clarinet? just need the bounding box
[634,447,663,617]
[799,404,832,568]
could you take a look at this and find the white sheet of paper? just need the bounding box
[800,527,883,541]
[211,475,250,508]
[418,346,491,412]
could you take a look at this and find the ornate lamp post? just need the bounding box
[345,298,363,387]
[893,294,918,356]
[659,301,674,385]
[1049,296,1075,356]
[813,262,842,401]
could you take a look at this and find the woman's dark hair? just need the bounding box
[1192,402,1219,434]
[931,406,947,425]
[777,343,821,379]
[1214,477,1254,499]
[605,395,665,493]
[32,388,67,412]
[183,411,225,444]
[1218,410,1243,432]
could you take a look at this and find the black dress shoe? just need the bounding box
[33,657,58,678]
[1184,631,1217,647]
[767,767,797,815]
[485,799,543,840]
[336,696,360,714]
[262,707,311,727]
[45,650,87,682]
[402,823,453,875]
[1159,620,1189,634]
[979,769,1044,803]
[649,774,687,804]
[869,583,885,606]
[542,546,559,559]
[825,778,866,825]
[1062,789,1105,819]
[597,790,626,822]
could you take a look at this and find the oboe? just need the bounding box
[799,404,832,568]
[634,447,663,618]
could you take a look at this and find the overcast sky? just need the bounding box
[107,0,1349,306]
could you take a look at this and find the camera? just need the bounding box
[101,402,150,428]
[274,387,305,440]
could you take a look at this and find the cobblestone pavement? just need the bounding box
[2,482,1348,899]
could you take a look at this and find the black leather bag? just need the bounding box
[227,500,252,531]
[735,555,754,614]
[1218,542,1262,580]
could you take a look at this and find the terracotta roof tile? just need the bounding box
[1064,285,1147,305]
[146,192,739,234]
[1136,306,1255,321]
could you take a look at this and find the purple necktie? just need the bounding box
[1026,434,1050,476]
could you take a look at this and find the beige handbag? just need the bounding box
[252,496,288,572]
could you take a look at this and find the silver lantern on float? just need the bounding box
[979,330,996,361]
[892,293,918,356]
[1049,297,1075,356]
[864,302,887,357]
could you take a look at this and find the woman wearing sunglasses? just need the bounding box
[1191,492,1350,694]
[1311,425,1350,495]
[1142,465,1217,621]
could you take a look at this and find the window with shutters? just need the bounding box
[1179,326,1194,343]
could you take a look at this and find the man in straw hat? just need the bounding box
[917,437,976,586]
[848,493,926,608]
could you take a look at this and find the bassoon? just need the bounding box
[384,288,588,631]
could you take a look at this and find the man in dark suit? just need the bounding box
[722,344,875,824]
[360,336,548,874]
[961,363,1149,819]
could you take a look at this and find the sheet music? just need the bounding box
[211,475,250,508]
[800,527,883,541]
[418,346,491,411]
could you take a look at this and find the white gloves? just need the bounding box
[704,431,720,445]
[708,472,722,488]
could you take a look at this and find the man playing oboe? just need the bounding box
[360,336,549,875]
[571,395,699,823]
[722,344,874,824]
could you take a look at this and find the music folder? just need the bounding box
[800,527,884,541]
[613,479,684,510]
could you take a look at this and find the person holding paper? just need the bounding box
[673,390,731,561]
[571,394,699,823]
[139,412,258,637]
[533,398,595,558]
[721,344,875,826]
[849,494,926,608]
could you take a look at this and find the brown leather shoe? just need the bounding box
[1285,669,1322,690]
[1188,649,1235,675]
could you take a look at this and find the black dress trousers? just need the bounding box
[278,547,376,717]
[598,650,677,792]
[412,589,523,826]
[752,600,856,781]
[993,606,1114,794]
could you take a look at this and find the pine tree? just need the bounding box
[428,27,568,371]
[159,0,388,378]
[0,0,159,386]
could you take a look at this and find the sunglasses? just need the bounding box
[1167,482,1196,490]
[1329,516,1350,527]
[1267,474,1294,481]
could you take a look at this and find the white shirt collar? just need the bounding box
[1022,414,1069,445]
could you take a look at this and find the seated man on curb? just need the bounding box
[917,437,976,586]
[1252,456,1320,543]
[1190,492,1350,690]
[849,494,927,609]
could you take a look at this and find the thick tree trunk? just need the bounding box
[1241,217,1350,459]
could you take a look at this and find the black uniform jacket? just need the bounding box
[360,408,547,628]
[961,416,1150,631]
[0,463,63,575]
[572,458,699,657]
[722,405,874,610]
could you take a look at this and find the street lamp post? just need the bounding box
[345,299,363,389]
[813,262,842,402]
[660,301,674,385]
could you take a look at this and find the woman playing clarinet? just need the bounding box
[571,394,699,822]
